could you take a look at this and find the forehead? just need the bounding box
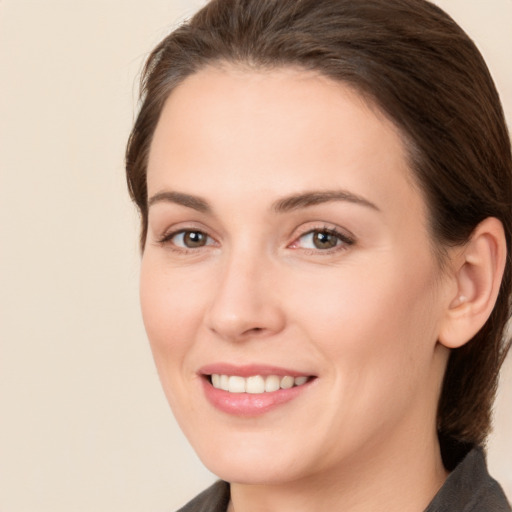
[149,65,403,165]
[147,65,423,221]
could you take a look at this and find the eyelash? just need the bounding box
[156,229,216,253]
[289,226,355,254]
[156,225,355,255]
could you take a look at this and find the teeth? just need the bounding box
[210,374,310,393]
[280,376,294,389]
[246,375,265,394]
[294,376,308,386]
[220,374,229,391]
[265,375,280,392]
[228,376,246,393]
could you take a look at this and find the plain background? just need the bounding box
[0,1,510,510]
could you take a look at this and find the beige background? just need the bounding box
[0,1,510,510]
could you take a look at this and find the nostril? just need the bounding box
[245,326,265,336]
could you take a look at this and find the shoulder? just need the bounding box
[425,447,511,512]
[176,481,230,512]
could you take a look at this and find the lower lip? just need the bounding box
[201,378,313,416]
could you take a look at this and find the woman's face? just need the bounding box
[141,66,454,484]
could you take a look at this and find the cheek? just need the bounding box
[139,258,208,422]
[139,258,202,364]
[294,262,443,440]
[287,256,441,377]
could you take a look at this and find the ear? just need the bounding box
[438,217,507,349]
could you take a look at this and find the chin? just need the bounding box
[202,454,302,485]
[188,430,309,485]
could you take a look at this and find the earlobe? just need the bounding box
[439,217,507,349]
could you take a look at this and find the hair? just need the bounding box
[126,0,512,456]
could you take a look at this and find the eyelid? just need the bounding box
[288,224,356,252]
[155,224,218,252]
[164,229,214,245]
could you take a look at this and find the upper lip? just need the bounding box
[199,363,314,378]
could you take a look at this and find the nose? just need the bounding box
[204,249,286,342]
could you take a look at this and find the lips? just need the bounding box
[199,364,316,416]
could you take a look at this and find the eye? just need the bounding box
[160,229,214,249]
[291,228,354,251]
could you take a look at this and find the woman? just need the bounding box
[126,0,511,510]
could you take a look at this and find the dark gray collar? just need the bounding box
[425,447,510,511]
[177,480,229,512]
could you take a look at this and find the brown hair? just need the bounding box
[126,0,512,453]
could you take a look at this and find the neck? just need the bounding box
[229,428,448,512]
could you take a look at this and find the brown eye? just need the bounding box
[292,228,354,252]
[312,231,340,249]
[167,230,212,249]
[181,231,208,248]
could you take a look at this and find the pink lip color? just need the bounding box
[199,364,315,417]
[199,363,309,378]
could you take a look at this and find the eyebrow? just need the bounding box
[148,191,211,213]
[271,190,380,213]
[147,189,379,214]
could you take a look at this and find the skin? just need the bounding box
[141,66,459,512]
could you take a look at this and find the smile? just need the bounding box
[210,374,310,394]
[200,364,316,415]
